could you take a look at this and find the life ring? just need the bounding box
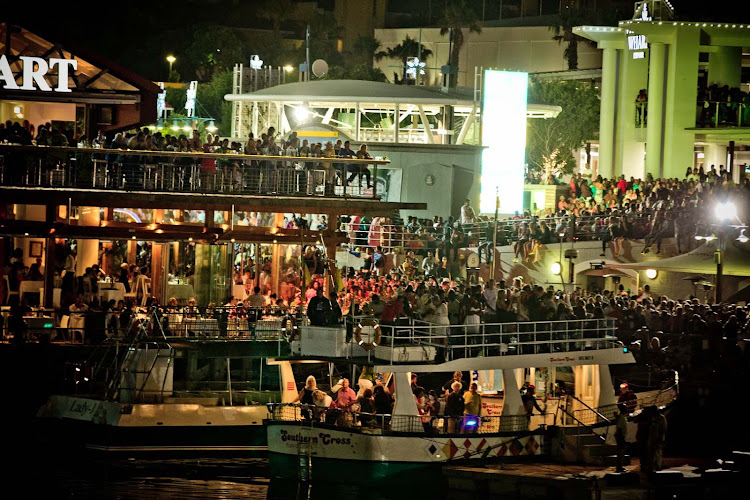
[284,314,299,342]
[355,318,381,351]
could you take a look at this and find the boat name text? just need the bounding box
[68,399,101,416]
[280,429,352,445]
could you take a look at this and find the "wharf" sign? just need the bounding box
[0,54,78,93]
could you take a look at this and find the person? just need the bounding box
[445,381,465,433]
[618,383,638,414]
[371,245,385,277]
[373,384,394,428]
[521,384,542,424]
[442,370,465,396]
[460,198,476,226]
[118,262,131,293]
[335,378,357,411]
[68,295,89,344]
[357,388,375,426]
[295,375,317,420]
[614,403,629,473]
[247,286,266,308]
[307,286,332,326]
[462,382,482,433]
[636,405,667,475]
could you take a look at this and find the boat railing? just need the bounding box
[568,394,614,427]
[267,402,542,435]
[348,317,620,364]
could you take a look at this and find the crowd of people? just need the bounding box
[0,120,376,196]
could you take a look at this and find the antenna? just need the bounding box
[312,59,329,78]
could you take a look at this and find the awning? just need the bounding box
[612,241,750,277]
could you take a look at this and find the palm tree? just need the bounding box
[384,35,434,83]
[440,0,482,88]
[354,36,388,65]
[549,4,594,71]
[258,0,296,36]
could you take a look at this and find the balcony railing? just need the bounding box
[0,145,388,199]
[635,100,750,129]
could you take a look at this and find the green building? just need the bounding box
[575,0,750,181]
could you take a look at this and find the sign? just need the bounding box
[185,81,197,117]
[627,34,648,51]
[633,52,646,59]
[0,54,77,93]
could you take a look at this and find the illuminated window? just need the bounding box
[337,39,343,53]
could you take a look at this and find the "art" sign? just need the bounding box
[0,54,78,93]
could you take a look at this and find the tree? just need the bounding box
[258,0,297,36]
[353,36,388,65]
[183,25,249,82]
[198,69,234,137]
[440,0,482,88]
[549,3,603,71]
[383,35,434,83]
[324,63,387,82]
[526,77,600,176]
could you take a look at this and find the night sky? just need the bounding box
[4,0,750,81]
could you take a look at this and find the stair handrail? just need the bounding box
[556,400,607,443]
[567,393,612,425]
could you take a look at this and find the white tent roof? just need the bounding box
[613,241,750,277]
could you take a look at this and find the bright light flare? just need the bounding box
[715,201,737,221]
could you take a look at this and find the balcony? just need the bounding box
[0,145,389,200]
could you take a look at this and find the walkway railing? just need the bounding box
[0,145,388,199]
[268,402,536,435]
[346,317,620,364]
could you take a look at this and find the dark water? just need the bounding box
[8,444,437,499]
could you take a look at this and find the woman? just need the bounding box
[357,388,375,426]
[294,375,317,420]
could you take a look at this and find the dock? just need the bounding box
[443,456,742,500]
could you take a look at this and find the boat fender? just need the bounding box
[355,318,381,350]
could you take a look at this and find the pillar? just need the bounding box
[77,206,101,273]
[151,243,164,304]
[598,46,618,179]
[662,28,700,179]
[501,368,524,416]
[645,42,666,178]
[615,39,649,180]
[597,365,616,409]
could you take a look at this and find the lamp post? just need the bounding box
[166,55,176,76]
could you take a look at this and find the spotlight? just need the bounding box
[550,262,562,275]
[645,269,657,280]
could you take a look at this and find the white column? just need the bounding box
[501,368,524,416]
[598,46,618,179]
[77,206,100,273]
[646,42,666,177]
[597,364,616,409]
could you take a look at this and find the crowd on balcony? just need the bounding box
[697,83,750,128]
[0,121,377,197]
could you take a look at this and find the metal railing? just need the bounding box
[268,402,536,435]
[346,317,620,364]
[635,100,750,128]
[0,145,387,199]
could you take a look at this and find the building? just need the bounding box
[575,0,750,180]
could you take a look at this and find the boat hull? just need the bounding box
[266,421,545,482]
[36,395,269,455]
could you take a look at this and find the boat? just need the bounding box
[265,316,679,482]
[34,306,296,455]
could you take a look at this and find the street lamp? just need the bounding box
[166,55,176,75]
[697,200,747,303]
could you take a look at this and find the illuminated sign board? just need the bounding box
[627,34,647,51]
[480,70,528,214]
[0,54,78,93]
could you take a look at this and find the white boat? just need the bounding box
[265,317,679,482]
[34,307,293,455]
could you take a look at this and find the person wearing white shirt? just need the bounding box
[460,199,476,225]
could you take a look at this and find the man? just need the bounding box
[445,381,465,433]
[614,403,629,473]
[462,382,482,433]
[371,246,385,277]
[617,383,638,414]
[247,286,266,308]
[362,293,385,319]
[521,385,543,424]
[421,251,436,277]
[335,378,357,410]
[338,140,357,186]
[442,371,465,396]
[307,286,332,326]
[460,199,476,226]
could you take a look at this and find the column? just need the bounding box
[77,206,101,272]
[707,46,742,88]
[598,46,618,179]
[500,368,525,416]
[597,364,616,409]
[646,42,666,178]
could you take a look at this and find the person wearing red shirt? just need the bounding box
[616,175,629,196]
